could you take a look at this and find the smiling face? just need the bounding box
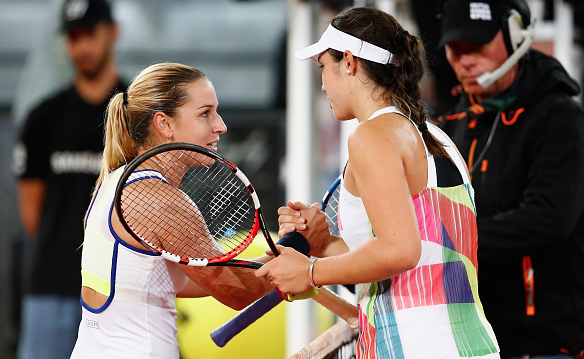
[170,79,227,152]
[445,31,518,102]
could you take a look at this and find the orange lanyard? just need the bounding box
[522,255,535,316]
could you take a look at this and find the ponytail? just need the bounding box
[330,7,450,159]
[96,92,139,187]
[92,62,207,197]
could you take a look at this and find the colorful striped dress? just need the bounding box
[338,107,499,359]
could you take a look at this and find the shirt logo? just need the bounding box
[469,2,492,21]
[50,151,102,175]
[86,319,100,330]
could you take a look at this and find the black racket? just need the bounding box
[211,174,346,347]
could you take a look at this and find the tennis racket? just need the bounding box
[211,175,346,347]
[113,143,356,333]
[322,175,341,237]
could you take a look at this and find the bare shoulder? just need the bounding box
[349,112,419,156]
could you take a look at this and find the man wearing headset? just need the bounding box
[437,0,584,358]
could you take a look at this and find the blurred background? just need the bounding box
[0,0,582,358]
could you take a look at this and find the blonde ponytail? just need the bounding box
[91,62,207,198]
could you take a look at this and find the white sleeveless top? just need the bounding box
[70,166,189,359]
[340,106,471,252]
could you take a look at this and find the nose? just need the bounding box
[458,52,476,68]
[215,114,227,134]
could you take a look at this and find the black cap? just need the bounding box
[438,0,510,48]
[61,0,113,32]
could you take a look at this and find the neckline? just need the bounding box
[366,106,403,121]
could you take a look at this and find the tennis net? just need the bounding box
[289,320,358,359]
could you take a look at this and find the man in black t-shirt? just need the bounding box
[12,1,126,358]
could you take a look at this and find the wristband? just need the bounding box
[309,257,321,289]
[276,231,310,257]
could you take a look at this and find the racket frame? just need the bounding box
[113,142,278,269]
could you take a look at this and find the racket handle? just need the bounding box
[312,287,359,329]
[210,289,283,347]
[210,286,358,347]
[210,232,308,347]
[210,233,357,347]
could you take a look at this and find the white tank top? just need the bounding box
[71,166,189,359]
[339,106,470,250]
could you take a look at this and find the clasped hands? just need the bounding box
[255,201,330,294]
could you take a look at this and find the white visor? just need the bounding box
[295,24,400,66]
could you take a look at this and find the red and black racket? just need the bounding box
[114,142,278,269]
[114,143,357,333]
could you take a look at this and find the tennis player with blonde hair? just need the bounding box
[70,62,274,358]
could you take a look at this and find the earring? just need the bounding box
[347,70,351,74]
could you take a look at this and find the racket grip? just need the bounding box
[312,287,359,329]
[210,289,283,347]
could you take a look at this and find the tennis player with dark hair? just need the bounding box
[257,7,500,359]
[69,62,274,358]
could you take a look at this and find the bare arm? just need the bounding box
[162,185,274,309]
[113,180,275,309]
[176,278,208,298]
[17,179,46,239]
[180,264,273,310]
[257,116,423,293]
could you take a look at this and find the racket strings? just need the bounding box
[123,178,213,258]
[323,185,341,236]
[120,149,257,261]
[201,174,255,250]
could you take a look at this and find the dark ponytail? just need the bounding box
[329,7,449,158]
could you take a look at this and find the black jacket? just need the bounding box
[439,50,584,358]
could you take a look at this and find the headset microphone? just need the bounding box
[477,17,534,88]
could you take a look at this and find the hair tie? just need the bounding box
[418,121,428,131]
[391,30,409,49]
[397,30,409,38]
[122,92,128,105]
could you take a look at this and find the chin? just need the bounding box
[464,83,488,97]
[331,109,348,122]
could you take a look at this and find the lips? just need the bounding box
[208,141,219,152]
[458,75,476,84]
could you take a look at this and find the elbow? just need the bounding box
[400,242,422,272]
[217,289,264,310]
[404,253,420,272]
[215,295,251,311]
[226,300,248,311]
[379,246,421,277]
